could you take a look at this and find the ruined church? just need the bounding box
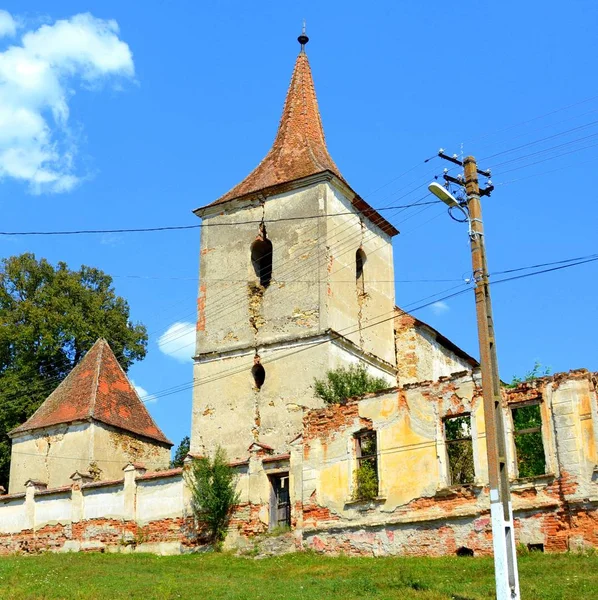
[1,35,597,556]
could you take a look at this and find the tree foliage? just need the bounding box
[445,417,475,485]
[0,253,148,489]
[314,364,388,405]
[354,460,378,501]
[184,447,239,547]
[171,436,190,468]
[512,405,546,478]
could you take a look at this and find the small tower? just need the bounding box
[8,339,172,493]
[191,35,398,460]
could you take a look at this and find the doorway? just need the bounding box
[268,473,291,530]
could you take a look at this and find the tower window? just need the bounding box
[251,234,273,288]
[356,248,366,294]
[252,363,266,390]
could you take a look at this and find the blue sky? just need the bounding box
[1,1,597,452]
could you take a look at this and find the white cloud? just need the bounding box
[430,301,450,315]
[0,12,134,193]
[132,381,157,405]
[0,10,16,38]
[158,322,196,363]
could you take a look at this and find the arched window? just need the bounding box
[356,248,366,294]
[252,363,266,390]
[251,237,273,288]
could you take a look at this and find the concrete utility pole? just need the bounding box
[431,153,520,600]
[464,156,520,600]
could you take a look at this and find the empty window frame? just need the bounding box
[355,248,366,294]
[511,403,546,478]
[444,415,475,485]
[354,430,378,500]
[251,237,273,288]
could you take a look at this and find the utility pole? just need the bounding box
[434,152,520,600]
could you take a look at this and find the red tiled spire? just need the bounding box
[9,339,172,445]
[207,49,346,207]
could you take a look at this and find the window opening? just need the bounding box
[456,546,474,557]
[512,403,546,477]
[251,226,273,288]
[354,430,378,500]
[355,248,366,294]
[445,415,475,485]
[268,473,291,530]
[252,362,266,390]
[527,543,544,552]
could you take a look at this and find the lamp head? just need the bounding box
[428,182,460,208]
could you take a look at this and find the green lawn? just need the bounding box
[0,551,596,600]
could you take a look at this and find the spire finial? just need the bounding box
[298,20,309,52]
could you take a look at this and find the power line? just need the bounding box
[0,201,440,237]
[491,130,598,169]
[480,118,598,161]
[2,248,596,401]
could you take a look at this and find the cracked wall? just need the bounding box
[297,369,598,555]
[9,421,170,494]
[191,179,397,462]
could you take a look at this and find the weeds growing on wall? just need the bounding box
[184,447,239,548]
[354,460,378,501]
[314,364,388,405]
[508,361,551,388]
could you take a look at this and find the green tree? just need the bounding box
[171,436,190,468]
[314,364,389,405]
[184,447,239,548]
[0,253,147,489]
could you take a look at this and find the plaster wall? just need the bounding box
[324,185,396,366]
[92,421,170,481]
[136,477,186,522]
[9,422,92,494]
[83,485,125,520]
[394,312,473,385]
[35,493,71,527]
[196,182,327,356]
[191,337,396,461]
[192,178,397,460]
[9,421,170,494]
[300,371,598,546]
[0,497,27,533]
[413,329,474,382]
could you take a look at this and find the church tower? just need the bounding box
[191,34,398,461]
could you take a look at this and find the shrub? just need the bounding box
[184,447,239,548]
[314,364,388,405]
[354,460,378,501]
[508,361,551,388]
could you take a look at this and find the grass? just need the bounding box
[0,551,596,599]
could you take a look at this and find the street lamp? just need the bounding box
[429,159,521,600]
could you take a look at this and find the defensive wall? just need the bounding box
[1,370,597,556]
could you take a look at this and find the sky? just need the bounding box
[1,1,597,453]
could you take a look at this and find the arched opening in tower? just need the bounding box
[252,363,266,390]
[251,238,273,288]
[356,248,366,294]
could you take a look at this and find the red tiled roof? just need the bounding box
[196,50,398,237]
[262,453,290,464]
[136,468,183,481]
[82,478,124,490]
[204,50,343,208]
[248,441,274,451]
[9,339,172,446]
